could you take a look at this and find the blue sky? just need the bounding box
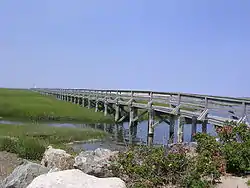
[0,0,249,97]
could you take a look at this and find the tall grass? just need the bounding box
[0,88,113,123]
[0,123,107,160]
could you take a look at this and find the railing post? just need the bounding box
[177,93,181,105]
[204,96,208,109]
[169,94,173,108]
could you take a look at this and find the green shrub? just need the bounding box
[111,133,229,188]
[216,123,250,175]
[16,137,47,160]
[247,179,250,186]
[111,145,190,187]
[178,133,226,188]
[0,136,47,161]
[0,137,19,153]
[112,122,250,188]
[193,133,226,179]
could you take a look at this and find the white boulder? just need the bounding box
[27,169,127,188]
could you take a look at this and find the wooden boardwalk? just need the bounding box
[32,88,250,145]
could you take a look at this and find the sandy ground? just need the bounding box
[216,175,250,188]
[0,151,23,181]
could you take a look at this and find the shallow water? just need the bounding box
[0,119,218,151]
[0,120,23,125]
[72,140,127,152]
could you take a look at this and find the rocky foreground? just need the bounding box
[0,145,249,188]
[0,146,125,188]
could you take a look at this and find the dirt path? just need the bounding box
[0,151,23,181]
[216,175,250,188]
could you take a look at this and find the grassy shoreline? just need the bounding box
[0,88,113,123]
[0,123,107,160]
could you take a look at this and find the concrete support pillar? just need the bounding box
[103,123,107,132]
[81,97,84,107]
[147,109,154,146]
[191,116,197,142]
[202,120,207,133]
[169,116,175,144]
[88,98,91,109]
[114,123,118,141]
[82,98,86,107]
[129,107,138,144]
[104,101,108,116]
[95,100,99,112]
[115,105,120,122]
[177,116,184,143]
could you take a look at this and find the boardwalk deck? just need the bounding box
[32,88,250,145]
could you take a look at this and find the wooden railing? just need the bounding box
[32,88,250,125]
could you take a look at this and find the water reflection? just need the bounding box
[47,120,218,146]
[0,119,218,150]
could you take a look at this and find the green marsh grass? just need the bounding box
[0,123,107,160]
[0,88,113,123]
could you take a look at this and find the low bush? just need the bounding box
[181,133,226,188]
[16,137,46,160]
[111,145,190,187]
[0,136,46,160]
[216,122,250,175]
[247,179,250,186]
[111,122,250,188]
[0,137,19,153]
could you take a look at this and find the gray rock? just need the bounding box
[3,160,49,188]
[41,145,74,170]
[74,148,119,177]
[48,167,60,173]
[27,169,127,188]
